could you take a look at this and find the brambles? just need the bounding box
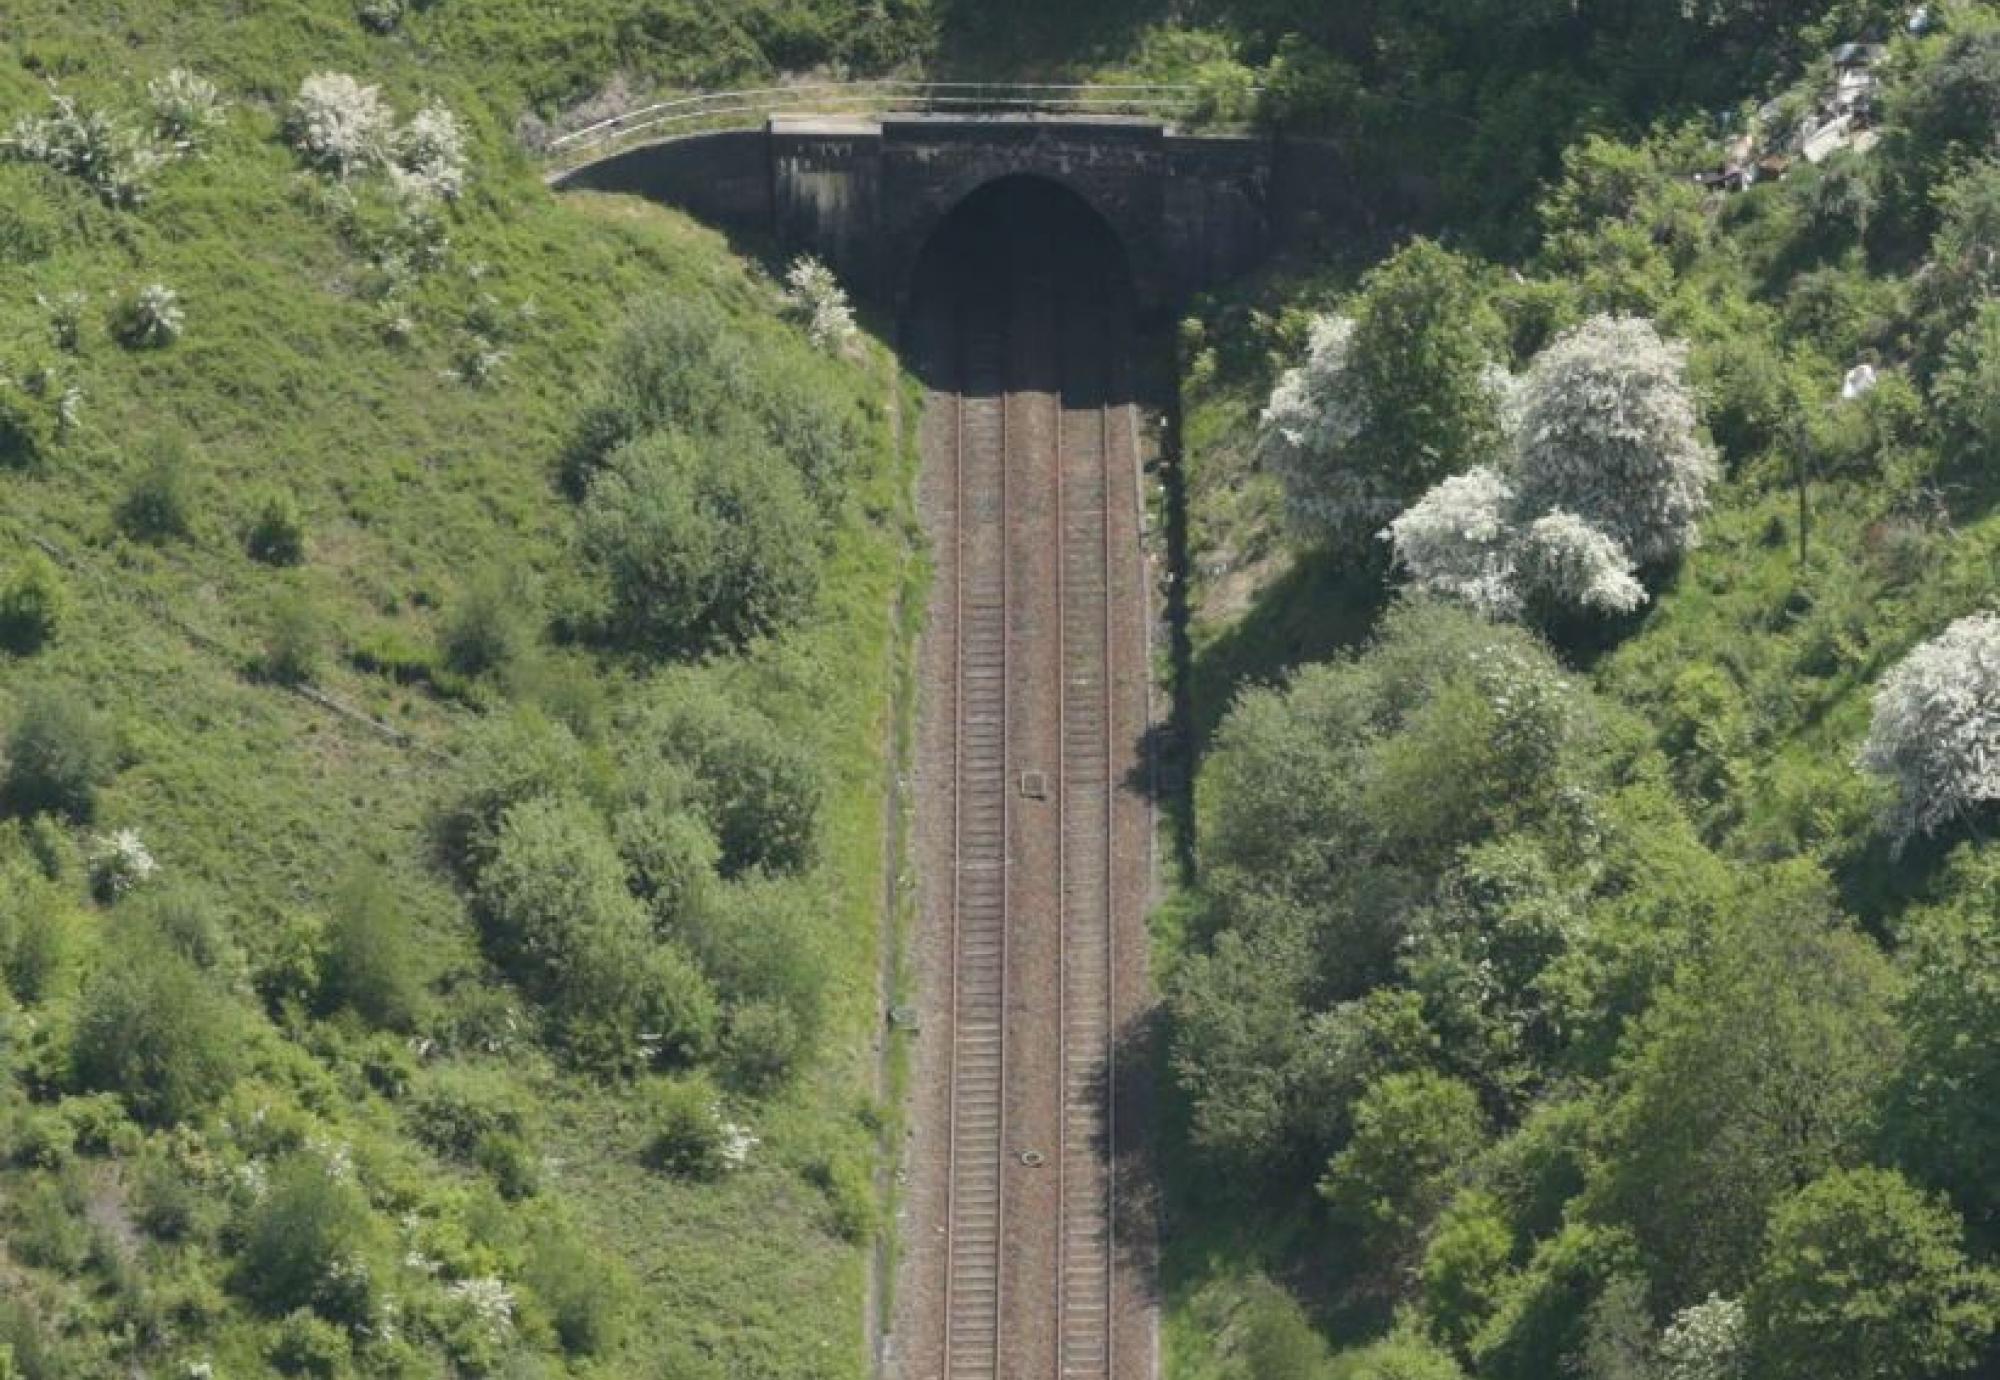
[1858,613,2000,844]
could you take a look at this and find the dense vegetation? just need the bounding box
[1163,5,2000,1378]
[0,5,921,1375]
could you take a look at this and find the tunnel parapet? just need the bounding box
[552,113,1331,313]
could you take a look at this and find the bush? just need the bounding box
[410,1064,532,1160]
[235,1154,378,1323]
[70,935,240,1125]
[0,554,66,654]
[0,388,53,471]
[117,438,193,542]
[522,1227,628,1356]
[1319,1070,1487,1274]
[1933,300,2000,465]
[439,567,532,679]
[3,688,112,821]
[113,282,184,348]
[782,256,857,354]
[611,795,717,932]
[644,1074,730,1179]
[319,865,425,1029]
[1,91,161,208]
[474,794,716,1069]
[434,709,599,879]
[633,685,821,877]
[258,589,323,685]
[580,428,820,656]
[147,69,227,156]
[288,72,392,176]
[1857,613,2000,843]
[269,1307,350,1378]
[390,101,466,203]
[246,489,307,565]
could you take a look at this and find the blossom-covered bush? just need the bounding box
[783,256,858,354]
[1512,314,1717,566]
[288,72,392,177]
[148,69,227,156]
[392,101,467,203]
[1858,612,2000,842]
[89,829,158,901]
[3,92,162,207]
[1519,510,1645,614]
[1260,313,1377,533]
[1660,1295,1747,1380]
[116,283,184,349]
[1381,466,1522,618]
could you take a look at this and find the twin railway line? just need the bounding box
[901,181,1152,1380]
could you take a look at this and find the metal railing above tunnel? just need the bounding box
[540,81,1257,167]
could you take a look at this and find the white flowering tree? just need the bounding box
[1381,466,1522,618]
[783,256,857,354]
[1383,313,1713,622]
[1512,314,1718,566]
[148,69,227,157]
[392,101,467,203]
[288,72,392,177]
[1260,313,1386,538]
[1659,1295,1747,1380]
[1858,612,2000,842]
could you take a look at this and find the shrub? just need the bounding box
[1,91,161,208]
[439,568,532,679]
[723,997,808,1092]
[38,290,86,352]
[118,438,193,541]
[1319,1070,1487,1274]
[1857,613,2000,843]
[0,387,53,471]
[269,1309,349,1378]
[522,1227,628,1356]
[474,794,716,1069]
[632,686,821,877]
[580,428,820,655]
[1511,315,1716,567]
[258,589,323,685]
[147,69,227,156]
[1660,1294,1747,1380]
[1381,466,1522,618]
[246,490,306,565]
[644,1074,731,1178]
[288,72,392,176]
[434,710,598,879]
[1517,510,1644,615]
[86,828,156,901]
[3,688,112,821]
[390,101,466,203]
[70,935,240,1125]
[113,283,184,349]
[0,554,66,654]
[236,1154,378,1323]
[0,874,78,1004]
[409,1064,532,1160]
[783,256,857,354]
[1933,300,2000,465]
[318,865,425,1029]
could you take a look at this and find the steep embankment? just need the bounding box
[0,7,925,1377]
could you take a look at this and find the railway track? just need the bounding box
[916,180,1142,1380]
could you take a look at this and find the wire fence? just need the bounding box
[542,80,1254,165]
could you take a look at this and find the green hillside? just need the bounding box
[0,6,927,1376]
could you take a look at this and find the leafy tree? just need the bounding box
[1472,1222,1640,1380]
[1746,1168,1999,1380]
[1422,1190,1516,1356]
[1260,241,1503,550]
[1338,1327,1468,1380]
[581,428,819,656]
[70,934,241,1125]
[2,688,112,821]
[1934,301,2000,466]
[1659,1294,1747,1380]
[1594,862,1900,1302]
[1321,1070,1487,1278]
[1857,613,2000,844]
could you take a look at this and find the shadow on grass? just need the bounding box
[1187,548,1389,754]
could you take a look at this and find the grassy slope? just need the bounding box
[1,7,923,1375]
